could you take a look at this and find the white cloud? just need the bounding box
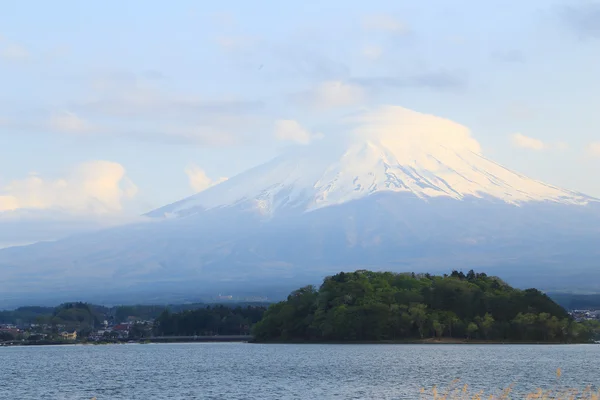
[511,133,546,150]
[299,81,366,110]
[49,112,93,134]
[362,15,408,33]
[510,134,569,151]
[274,120,319,145]
[588,142,600,157]
[350,106,482,154]
[362,45,383,60]
[0,43,29,61]
[0,161,137,213]
[185,164,228,193]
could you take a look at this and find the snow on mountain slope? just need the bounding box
[152,106,593,218]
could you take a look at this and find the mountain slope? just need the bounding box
[1,106,599,307]
[150,107,592,219]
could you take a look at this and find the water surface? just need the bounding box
[1,343,598,399]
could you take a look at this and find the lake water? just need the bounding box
[1,343,599,399]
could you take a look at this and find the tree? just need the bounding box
[442,312,461,338]
[409,304,428,339]
[466,322,478,339]
[479,313,495,339]
[432,319,445,339]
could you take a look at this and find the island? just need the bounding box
[252,270,600,343]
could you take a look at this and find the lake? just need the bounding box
[1,343,598,399]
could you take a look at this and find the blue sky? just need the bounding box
[1,0,599,244]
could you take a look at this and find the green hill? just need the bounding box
[253,270,598,343]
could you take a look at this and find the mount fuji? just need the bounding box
[1,106,599,307]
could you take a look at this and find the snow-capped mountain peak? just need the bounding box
[152,107,594,218]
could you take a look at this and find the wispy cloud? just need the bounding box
[184,164,227,193]
[362,15,409,34]
[48,112,93,134]
[80,73,263,118]
[352,70,468,92]
[510,133,568,151]
[274,119,320,145]
[51,72,269,146]
[292,81,366,110]
[492,49,526,63]
[269,44,350,80]
[0,42,29,62]
[216,36,259,51]
[562,2,600,38]
[588,142,600,157]
[361,44,383,60]
[511,133,546,150]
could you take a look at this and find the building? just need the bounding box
[61,331,77,341]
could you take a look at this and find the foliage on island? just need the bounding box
[253,270,600,343]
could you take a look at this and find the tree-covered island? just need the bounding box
[253,270,600,343]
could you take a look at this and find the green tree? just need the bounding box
[409,304,428,339]
[466,322,478,339]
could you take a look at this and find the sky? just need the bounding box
[1,0,599,246]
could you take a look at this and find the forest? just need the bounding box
[252,270,599,343]
[0,302,269,326]
[153,305,266,336]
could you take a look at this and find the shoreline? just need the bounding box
[250,338,592,345]
[3,337,597,347]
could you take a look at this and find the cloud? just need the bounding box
[48,112,93,134]
[58,72,267,145]
[216,36,258,51]
[274,120,320,145]
[562,3,600,38]
[268,44,350,80]
[588,142,600,157]
[349,106,482,154]
[511,133,546,150]
[81,73,263,118]
[352,70,468,91]
[510,134,568,151]
[362,15,409,34]
[506,104,537,120]
[185,164,228,193]
[0,161,137,213]
[0,43,29,61]
[362,45,383,60]
[492,49,525,63]
[294,81,366,110]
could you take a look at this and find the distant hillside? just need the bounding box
[549,293,600,311]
